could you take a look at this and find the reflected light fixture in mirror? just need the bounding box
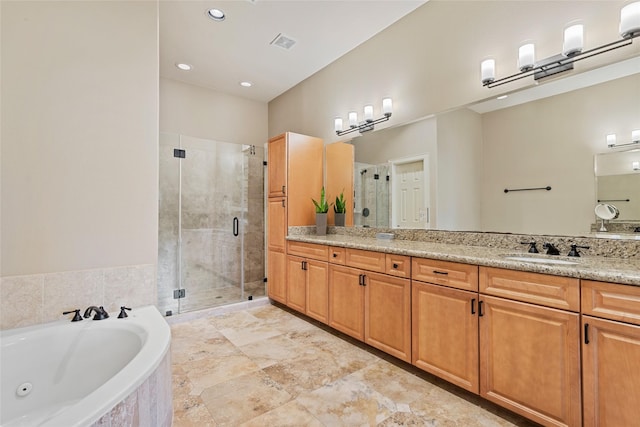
[633,161,640,170]
[480,1,640,88]
[607,130,640,149]
[335,98,393,136]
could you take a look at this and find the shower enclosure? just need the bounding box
[158,133,265,315]
[354,162,390,227]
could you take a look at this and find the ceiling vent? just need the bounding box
[270,33,296,50]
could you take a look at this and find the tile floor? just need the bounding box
[170,303,539,426]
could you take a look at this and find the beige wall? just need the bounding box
[437,108,483,231]
[160,78,268,145]
[1,1,159,328]
[268,1,638,142]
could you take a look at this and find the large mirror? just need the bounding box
[345,58,640,237]
[594,149,640,232]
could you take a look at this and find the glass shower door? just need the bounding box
[178,136,245,313]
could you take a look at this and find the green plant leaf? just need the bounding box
[312,186,331,213]
[333,190,346,213]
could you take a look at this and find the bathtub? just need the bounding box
[0,305,172,427]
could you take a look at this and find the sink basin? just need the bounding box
[504,256,579,266]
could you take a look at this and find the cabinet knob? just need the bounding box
[393,263,399,269]
[333,253,338,258]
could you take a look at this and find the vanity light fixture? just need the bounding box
[481,2,640,88]
[633,161,640,171]
[334,98,393,136]
[607,130,640,149]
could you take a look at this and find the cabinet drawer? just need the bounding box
[412,258,478,292]
[582,280,640,325]
[345,248,386,273]
[287,241,328,261]
[480,267,579,312]
[386,254,411,278]
[329,247,346,265]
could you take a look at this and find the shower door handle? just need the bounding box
[233,217,239,237]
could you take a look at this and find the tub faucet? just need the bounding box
[83,306,109,320]
[63,309,83,322]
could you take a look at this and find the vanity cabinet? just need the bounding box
[266,132,323,304]
[287,242,329,323]
[411,259,479,392]
[581,280,640,426]
[266,132,323,226]
[328,249,411,362]
[479,267,581,427]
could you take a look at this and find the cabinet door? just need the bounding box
[268,134,287,197]
[267,198,286,252]
[267,249,286,304]
[328,264,364,340]
[286,255,306,312]
[364,272,411,362]
[306,260,329,324]
[480,295,581,427]
[582,316,640,427]
[412,282,478,393]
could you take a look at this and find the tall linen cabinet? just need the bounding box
[266,132,323,304]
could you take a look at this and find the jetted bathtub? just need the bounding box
[0,305,172,427]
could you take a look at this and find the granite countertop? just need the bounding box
[287,234,640,287]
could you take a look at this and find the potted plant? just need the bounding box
[334,190,347,226]
[312,187,331,236]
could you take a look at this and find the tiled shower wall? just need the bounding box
[0,264,156,330]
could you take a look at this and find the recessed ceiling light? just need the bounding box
[240,81,252,87]
[207,8,225,21]
[496,95,508,100]
[176,63,192,71]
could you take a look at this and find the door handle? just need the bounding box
[301,261,307,271]
[584,323,590,344]
[281,200,285,208]
[478,300,484,317]
[471,298,476,315]
[433,270,449,275]
[233,217,239,237]
[282,185,286,194]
